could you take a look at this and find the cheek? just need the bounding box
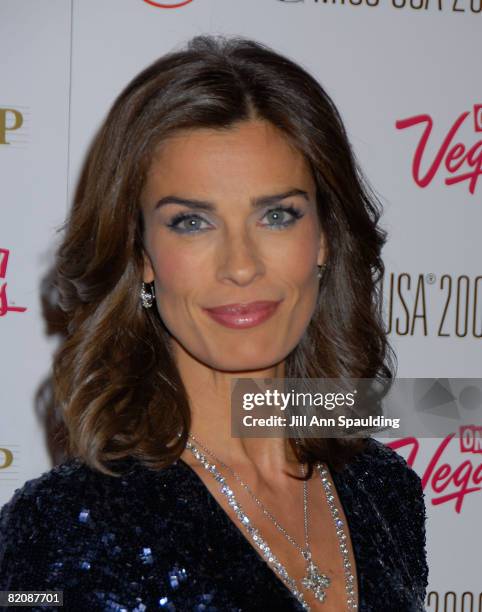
[150,239,201,297]
[273,234,319,288]
[151,250,197,336]
[147,237,214,336]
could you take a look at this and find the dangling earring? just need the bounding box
[317,263,327,279]
[140,282,155,308]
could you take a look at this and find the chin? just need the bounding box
[209,358,281,374]
[206,344,287,374]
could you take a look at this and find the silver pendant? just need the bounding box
[301,558,331,603]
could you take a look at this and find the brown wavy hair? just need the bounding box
[53,34,396,477]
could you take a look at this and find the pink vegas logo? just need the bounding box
[143,0,194,7]
[396,104,482,195]
[388,426,482,514]
[0,248,27,317]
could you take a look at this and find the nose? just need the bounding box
[216,229,264,287]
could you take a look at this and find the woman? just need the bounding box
[0,35,428,611]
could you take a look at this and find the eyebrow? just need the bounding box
[153,188,310,212]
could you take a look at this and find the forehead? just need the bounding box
[142,120,315,201]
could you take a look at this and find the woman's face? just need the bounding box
[140,119,326,372]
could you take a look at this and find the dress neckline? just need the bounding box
[173,455,361,610]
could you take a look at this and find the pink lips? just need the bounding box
[203,300,282,329]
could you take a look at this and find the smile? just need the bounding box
[202,300,282,329]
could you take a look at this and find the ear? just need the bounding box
[142,249,155,284]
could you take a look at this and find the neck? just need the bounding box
[173,341,299,481]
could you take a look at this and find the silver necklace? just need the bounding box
[187,433,330,604]
[191,433,311,555]
[185,434,358,610]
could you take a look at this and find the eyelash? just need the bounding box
[165,205,304,234]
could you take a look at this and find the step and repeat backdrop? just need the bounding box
[1,0,480,610]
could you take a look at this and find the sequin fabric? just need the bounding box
[0,438,428,611]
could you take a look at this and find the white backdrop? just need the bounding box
[1,1,481,610]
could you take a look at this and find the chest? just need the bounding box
[122,464,424,611]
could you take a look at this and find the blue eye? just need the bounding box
[260,205,304,229]
[166,213,212,234]
[165,204,304,234]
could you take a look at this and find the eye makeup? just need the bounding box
[165,203,305,234]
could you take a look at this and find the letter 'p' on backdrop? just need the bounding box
[1,0,480,608]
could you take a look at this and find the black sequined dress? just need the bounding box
[0,437,428,611]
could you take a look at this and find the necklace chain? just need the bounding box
[188,432,311,557]
[185,433,358,610]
